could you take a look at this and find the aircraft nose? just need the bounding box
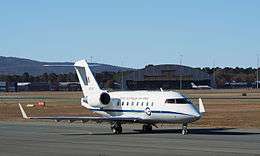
[186,104,201,120]
[191,109,201,118]
[189,104,201,118]
[193,112,201,118]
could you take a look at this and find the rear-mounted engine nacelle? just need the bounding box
[82,92,111,108]
[99,92,111,105]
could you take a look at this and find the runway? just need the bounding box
[0,121,259,156]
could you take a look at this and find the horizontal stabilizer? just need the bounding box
[43,64,99,67]
[43,64,74,67]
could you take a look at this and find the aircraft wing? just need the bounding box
[18,104,141,123]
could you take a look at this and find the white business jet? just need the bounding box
[191,82,212,90]
[19,59,205,135]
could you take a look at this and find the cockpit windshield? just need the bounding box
[165,98,191,104]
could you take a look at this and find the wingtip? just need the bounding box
[199,98,205,114]
[18,103,29,119]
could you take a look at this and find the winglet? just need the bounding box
[199,98,205,114]
[18,103,29,119]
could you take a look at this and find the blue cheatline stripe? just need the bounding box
[89,108,193,117]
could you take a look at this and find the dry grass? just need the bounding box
[191,103,260,128]
[1,90,260,128]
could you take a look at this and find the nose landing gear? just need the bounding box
[182,123,188,135]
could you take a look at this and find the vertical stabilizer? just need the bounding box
[191,82,197,88]
[74,60,101,97]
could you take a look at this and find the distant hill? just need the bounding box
[0,56,132,75]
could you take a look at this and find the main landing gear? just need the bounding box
[111,122,122,134]
[142,124,152,132]
[182,123,188,135]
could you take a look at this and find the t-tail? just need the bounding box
[74,60,102,97]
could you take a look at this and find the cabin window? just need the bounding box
[146,102,149,106]
[165,98,190,104]
[117,101,120,106]
[136,102,138,106]
[176,98,190,104]
[122,101,124,106]
[136,102,139,106]
[126,102,129,106]
[165,99,176,103]
[141,102,144,106]
[151,102,154,106]
[131,102,134,106]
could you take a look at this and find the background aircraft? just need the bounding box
[191,82,212,90]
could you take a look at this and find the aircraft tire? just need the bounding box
[112,125,122,134]
[182,129,188,135]
[181,123,188,135]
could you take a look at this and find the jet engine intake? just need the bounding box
[100,92,110,105]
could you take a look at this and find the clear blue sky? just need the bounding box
[0,0,260,68]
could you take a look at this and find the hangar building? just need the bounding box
[123,64,214,90]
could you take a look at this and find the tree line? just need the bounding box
[199,67,258,88]
[0,72,78,83]
[0,72,118,89]
[0,67,259,88]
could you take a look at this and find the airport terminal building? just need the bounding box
[123,64,214,90]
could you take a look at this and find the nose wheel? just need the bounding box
[111,122,122,134]
[181,123,188,135]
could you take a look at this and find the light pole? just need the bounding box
[90,56,93,63]
[213,60,216,88]
[257,55,259,89]
[179,54,183,90]
[121,61,124,90]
